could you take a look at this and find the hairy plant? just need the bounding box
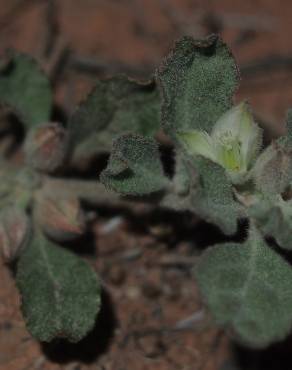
[3,35,292,350]
[0,53,160,342]
[101,35,292,348]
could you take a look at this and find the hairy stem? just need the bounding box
[42,177,180,214]
[42,177,128,206]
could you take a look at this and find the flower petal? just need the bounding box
[212,102,262,171]
[177,130,217,162]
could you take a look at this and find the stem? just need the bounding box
[41,177,158,211]
[42,177,182,216]
[42,177,126,205]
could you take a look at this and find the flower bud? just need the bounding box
[0,207,31,262]
[36,196,86,242]
[24,122,69,173]
[252,142,292,195]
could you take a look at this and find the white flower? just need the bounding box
[177,102,262,181]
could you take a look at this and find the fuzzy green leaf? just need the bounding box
[161,155,241,234]
[252,142,292,195]
[172,154,193,197]
[249,196,292,250]
[100,134,169,195]
[160,153,198,211]
[69,76,160,159]
[196,226,292,348]
[191,157,241,235]
[0,53,52,127]
[277,108,292,149]
[16,233,101,342]
[156,35,239,137]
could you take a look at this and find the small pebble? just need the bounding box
[99,216,124,235]
[126,286,141,300]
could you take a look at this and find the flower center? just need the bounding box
[216,132,242,171]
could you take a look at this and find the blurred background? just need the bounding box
[0,1,292,369]
[1,0,291,136]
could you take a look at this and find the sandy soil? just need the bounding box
[0,0,292,369]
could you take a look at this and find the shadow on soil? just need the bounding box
[221,333,292,370]
[41,288,117,365]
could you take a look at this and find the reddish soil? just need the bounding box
[0,0,292,369]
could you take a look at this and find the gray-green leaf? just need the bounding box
[251,142,292,195]
[69,76,160,159]
[277,108,292,149]
[249,196,292,250]
[100,134,169,195]
[196,226,292,348]
[191,157,241,235]
[156,35,239,137]
[159,153,199,211]
[16,233,101,342]
[0,53,52,127]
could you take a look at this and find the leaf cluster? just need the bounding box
[0,47,166,342]
[2,34,292,350]
[0,54,107,342]
[0,42,168,342]
[100,35,292,348]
